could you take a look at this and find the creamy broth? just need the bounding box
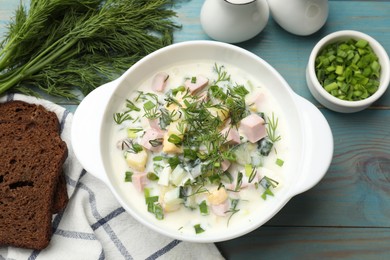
[109,61,290,235]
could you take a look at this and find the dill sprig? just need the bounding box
[213,63,231,84]
[266,113,282,143]
[0,0,180,100]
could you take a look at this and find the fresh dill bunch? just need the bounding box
[0,0,180,100]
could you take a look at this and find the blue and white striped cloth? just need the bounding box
[0,94,224,260]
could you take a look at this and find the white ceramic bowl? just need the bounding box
[72,41,333,242]
[306,30,390,113]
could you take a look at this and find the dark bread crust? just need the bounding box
[0,100,60,132]
[0,122,68,250]
[0,100,68,213]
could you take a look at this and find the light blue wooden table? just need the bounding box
[1,0,389,259]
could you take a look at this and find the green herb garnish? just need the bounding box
[194,224,205,234]
[199,200,209,215]
[124,171,133,182]
[0,0,180,99]
[276,158,284,167]
[266,113,281,143]
[114,112,132,124]
[259,176,279,200]
[147,172,159,181]
[226,199,240,225]
[213,63,231,84]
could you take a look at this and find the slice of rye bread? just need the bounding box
[0,122,68,250]
[0,100,68,213]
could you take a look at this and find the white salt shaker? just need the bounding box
[200,0,270,43]
[267,0,328,36]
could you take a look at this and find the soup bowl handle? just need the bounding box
[290,95,333,196]
[71,79,119,184]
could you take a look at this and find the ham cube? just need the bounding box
[152,72,169,92]
[239,114,266,143]
[140,128,164,152]
[185,75,209,94]
[132,171,148,192]
[221,126,240,145]
[246,91,264,111]
[148,118,160,130]
[221,159,231,171]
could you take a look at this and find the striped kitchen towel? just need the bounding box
[0,94,224,260]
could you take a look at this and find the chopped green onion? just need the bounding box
[124,171,133,182]
[168,134,182,145]
[127,128,143,138]
[244,164,253,177]
[261,188,274,200]
[145,189,163,219]
[194,224,205,234]
[315,38,380,101]
[153,156,164,161]
[259,176,279,200]
[144,100,156,110]
[199,200,209,215]
[191,76,197,84]
[167,157,180,169]
[147,172,159,181]
[144,187,152,198]
[172,85,186,96]
[276,158,284,167]
[154,204,164,220]
[355,39,368,48]
[130,143,143,154]
[145,196,158,204]
[147,202,164,220]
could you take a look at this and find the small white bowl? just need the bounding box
[306,30,390,113]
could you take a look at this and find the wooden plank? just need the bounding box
[216,226,390,259]
[266,108,390,227]
[2,1,390,259]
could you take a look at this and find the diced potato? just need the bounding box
[162,134,183,154]
[207,107,229,121]
[165,92,187,112]
[165,102,179,113]
[249,104,258,112]
[167,121,184,135]
[162,121,186,154]
[208,187,228,205]
[125,149,148,171]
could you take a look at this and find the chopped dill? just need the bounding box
[226,199,240,226]
[213,63,231,84]
[266,113,282,143]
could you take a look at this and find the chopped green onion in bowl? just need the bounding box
[306,30,390,113]
[315,38,380,101]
